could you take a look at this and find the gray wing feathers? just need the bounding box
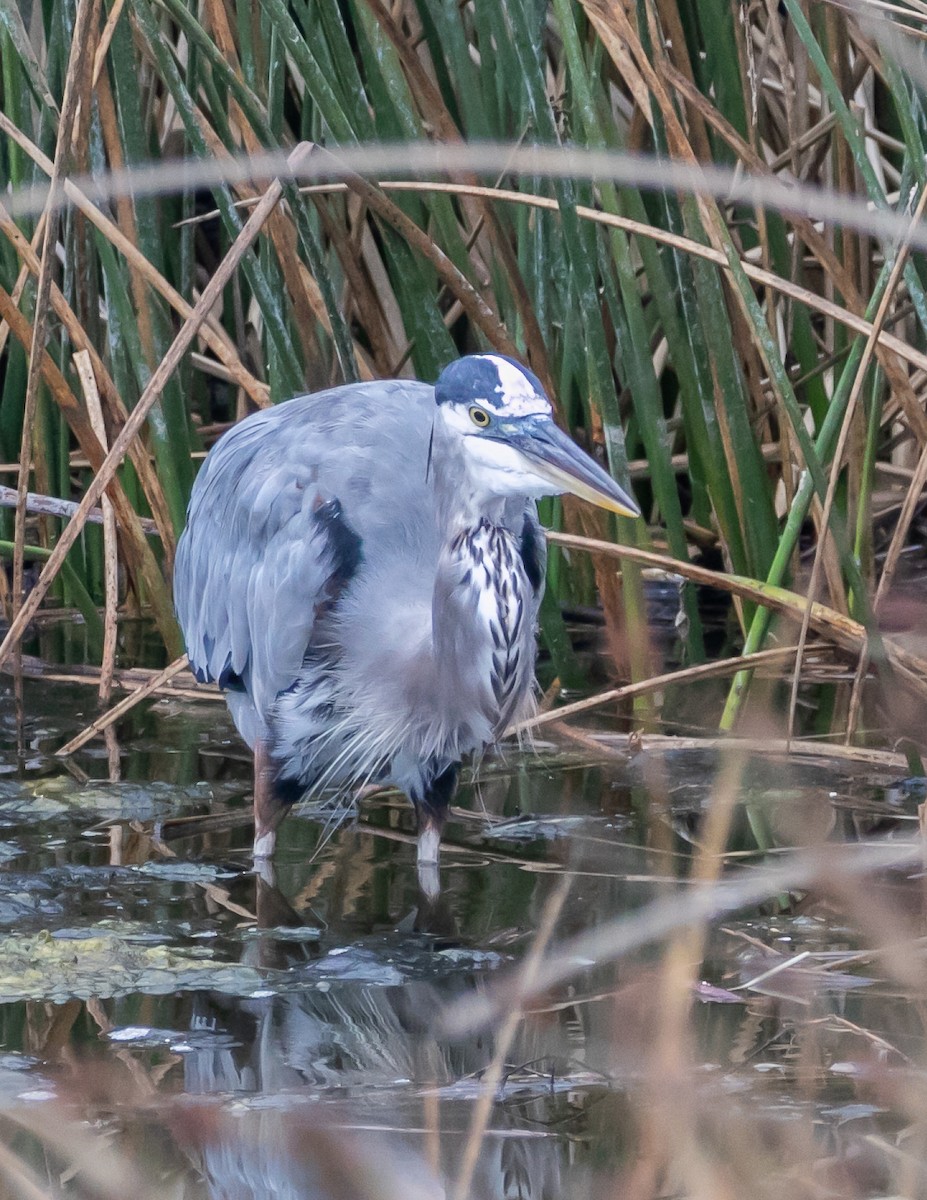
[174,381,437,741]
[175,445,335,723]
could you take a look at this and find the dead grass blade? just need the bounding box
[2,653,219,701]
[0,211,44,363]
[358,0,554,390]
[314,147,521,362]
[193,120,351,387]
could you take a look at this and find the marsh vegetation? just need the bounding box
[3,0,927,1195]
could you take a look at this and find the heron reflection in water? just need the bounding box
[174,355,639,888]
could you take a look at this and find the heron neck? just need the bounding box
[428,427,534,741]
[431,421,508,533]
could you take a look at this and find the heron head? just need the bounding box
[434,354,640,518]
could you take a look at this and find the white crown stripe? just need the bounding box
[479,354,549,417]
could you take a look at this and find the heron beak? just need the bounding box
[506,419,641,518]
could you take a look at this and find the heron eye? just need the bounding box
[469,406,491,428]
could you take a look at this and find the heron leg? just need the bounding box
[414,763,459,898]
[253,741,288,858]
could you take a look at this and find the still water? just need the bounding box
[0,662,924,1198]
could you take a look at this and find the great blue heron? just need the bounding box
[174,354,639,879]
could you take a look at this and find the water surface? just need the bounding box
[0,667,922,1197]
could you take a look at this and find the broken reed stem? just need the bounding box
[1,653,219,701]
[13,222,52,623]
[0,484,159,534]
[75,350,118,704]
[55,655,190,757]
[574,731,908,769]
[0,143,311,675]
[91,0,126,88]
